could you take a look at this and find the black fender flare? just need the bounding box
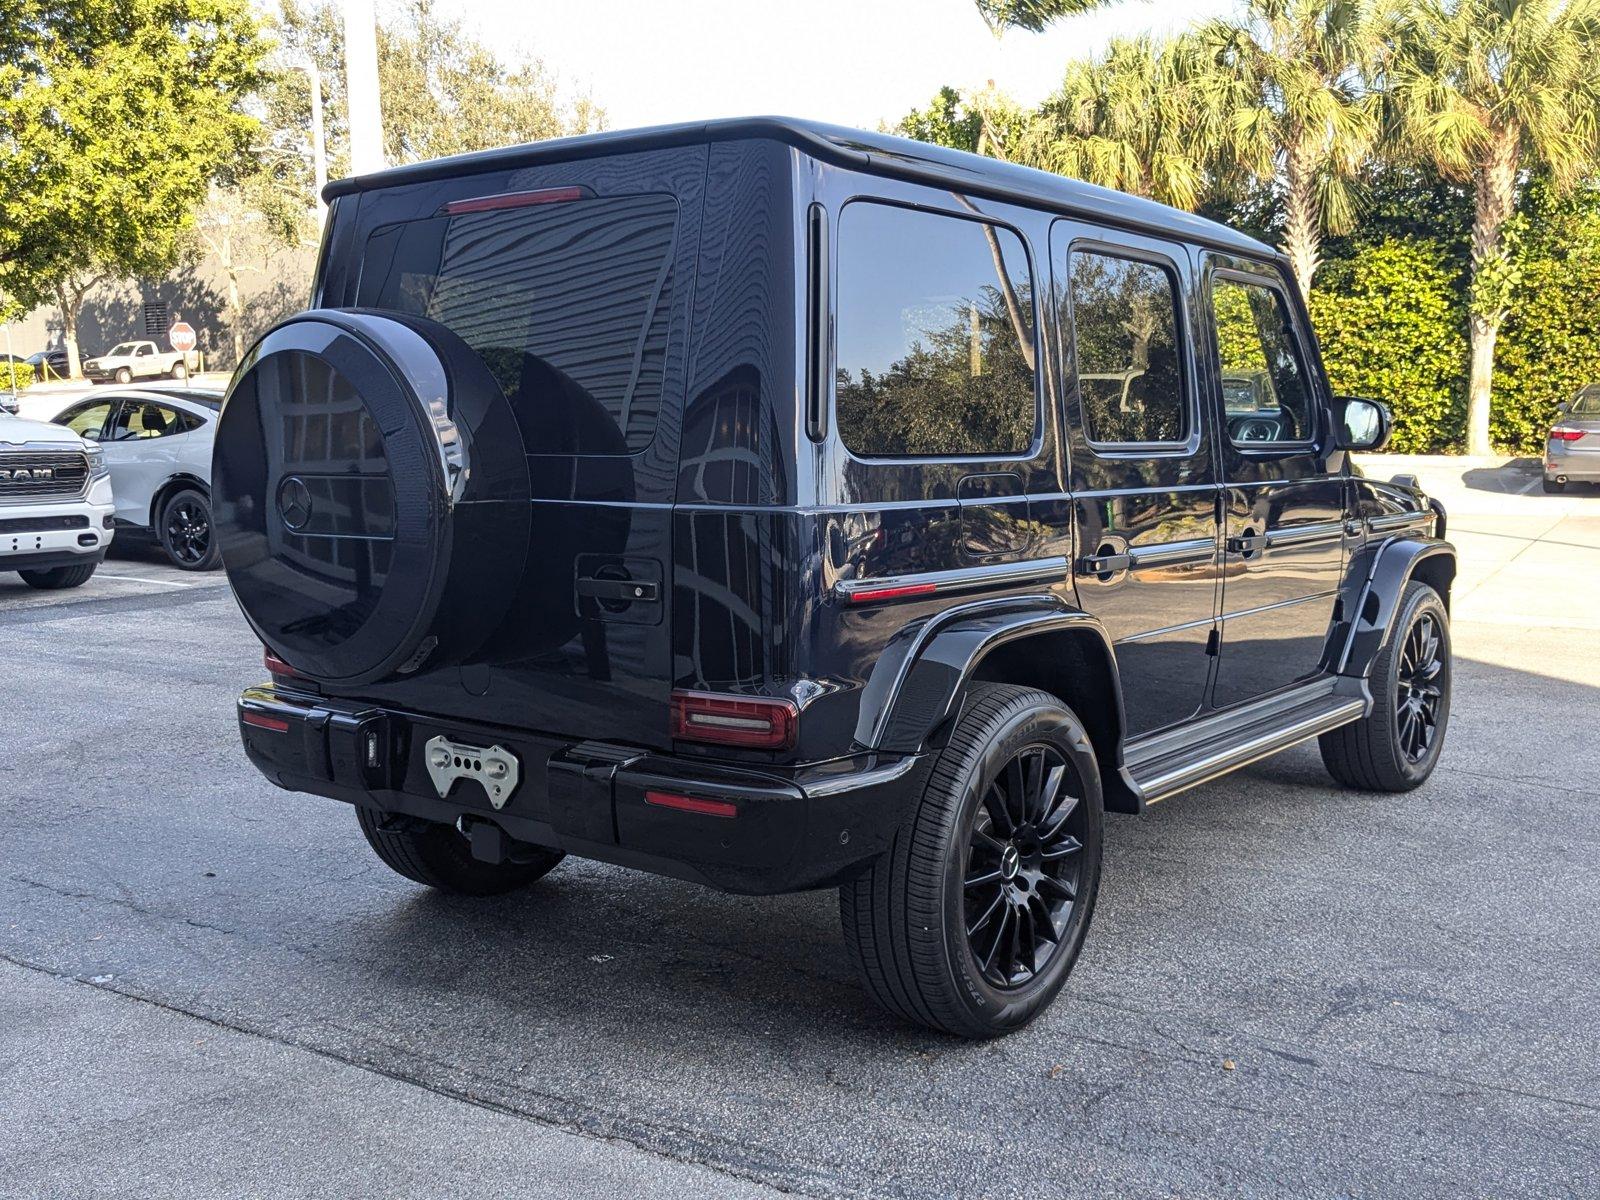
[148,472,210,530]
[1336,535,1456,678]
[854,593,1126,757]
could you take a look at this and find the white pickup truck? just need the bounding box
[1,411,115,589]
[83,340,198,384]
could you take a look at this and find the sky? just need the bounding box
[460,0,1237,133]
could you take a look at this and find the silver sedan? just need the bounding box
[1545,384,1600,493]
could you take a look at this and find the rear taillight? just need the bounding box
[670,690,798,750]
[242,711,290,733]
[263,648,298,678]
[1550,427,1585,442]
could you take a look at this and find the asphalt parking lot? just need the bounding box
[3,462,1597,1198]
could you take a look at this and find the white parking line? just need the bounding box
[94,572,199,589]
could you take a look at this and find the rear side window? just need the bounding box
[834,202,1037,458]
[1067,250,1187,446]
[1212,275,1315,445]
[356,192,679,454]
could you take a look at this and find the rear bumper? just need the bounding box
[237,684,924,894]
[1546,444,1600,481]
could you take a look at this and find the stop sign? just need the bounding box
[168,321,197,353]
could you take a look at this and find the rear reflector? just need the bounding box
[644,790,738,819]
[1550,427,1585,442]
[670,690,798,750]
[242,711,290,733]
[442,186,592,215]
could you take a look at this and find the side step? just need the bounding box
[1124,676,1371,805]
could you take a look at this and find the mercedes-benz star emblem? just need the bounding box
[277,476,313,531]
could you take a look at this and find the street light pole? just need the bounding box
[342,0,385,176]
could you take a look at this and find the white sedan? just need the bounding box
[52,387,223,569]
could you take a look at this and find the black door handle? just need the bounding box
[1078,551,1132,576]
[1226,532,1267,556]
[576,576,660,603]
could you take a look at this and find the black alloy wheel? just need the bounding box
[160,488,220,570]
[841,683,1104,1038]
[963,744,1088,989]
[1320,580,1451,791]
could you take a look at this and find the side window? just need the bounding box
[834,202,1036,458]
[1212,276,1315,445]
[1067,250,1188,446]
[57,401,112,439]
[109,402,181,440]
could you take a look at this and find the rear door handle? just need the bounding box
[1225,533,1267,555]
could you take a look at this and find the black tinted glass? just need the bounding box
[1068,251,1187,445]
[356,193,678,454]
[1213,277,1315,444]
[835,203,1036,458]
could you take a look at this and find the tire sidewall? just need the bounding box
[938,700,1104,1032]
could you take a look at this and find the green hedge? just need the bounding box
[0,361,34,391]
[1492,183,1600,455]
[1310,239,1467,453]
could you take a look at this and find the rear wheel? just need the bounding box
[356,807,564,896]
[840,683,1103,1038]
[1320,580,1451,791]
[170,360,188,380]
[158,487,220,570]
[18,561,98,589]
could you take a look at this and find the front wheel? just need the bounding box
[159,487,220,570]
[114,367,132,384]
[357,808,565,896]
[1320,580,1451,791]
[18,561,98,589]
[840,683,1104,1038]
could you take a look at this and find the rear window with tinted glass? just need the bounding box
[355,193,678,453]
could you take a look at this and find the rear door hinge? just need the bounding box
[1205,627,1220,657]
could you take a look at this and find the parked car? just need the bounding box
[51,387,222,568]
[213,118,1455,1038]
[1,408,115,589]
[82,340,198,384]
[26,348,69,381]
[1544,383,1600,492]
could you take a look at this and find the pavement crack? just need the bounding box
[7,873,240,937]
[0,949,816,1198]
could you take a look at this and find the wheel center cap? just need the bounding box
[1000,844,1021,880]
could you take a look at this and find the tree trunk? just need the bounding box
[1465,130,1520,457]
[1467,312,1498,457]
[1281,137,1320,302]
[55,282,82,380]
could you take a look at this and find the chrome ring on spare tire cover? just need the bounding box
[212,309,531,687]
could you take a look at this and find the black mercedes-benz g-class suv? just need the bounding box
[215,118,1455,1038]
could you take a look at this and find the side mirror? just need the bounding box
[1334,396,1391,453]
[80,429,100,442]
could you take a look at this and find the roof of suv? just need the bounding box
[323,116,1278,260]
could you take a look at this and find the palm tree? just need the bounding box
[976,0,1119,35]
[1386,0,1600,455]
[1016,35,1210,210]
[1189,0,1382,300]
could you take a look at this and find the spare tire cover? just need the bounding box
[213,309,530,686]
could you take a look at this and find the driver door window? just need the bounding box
[57,401,113,440]
[1212,277,1314,446]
